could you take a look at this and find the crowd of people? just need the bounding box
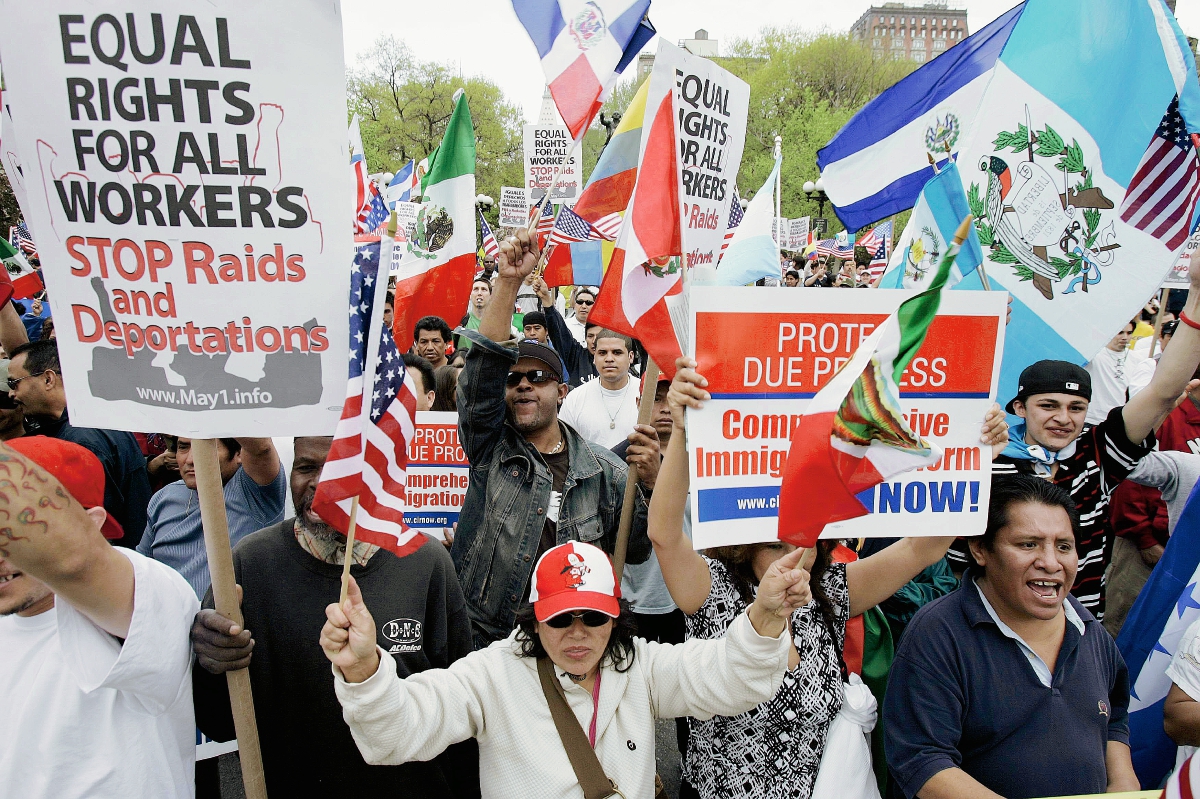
[6,222,1200,799]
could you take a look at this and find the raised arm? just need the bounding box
[480,229,538,343]
[647,358,714,614]
[1125,270,1200,443]
[0,442,134,637]
[235,438,280,486]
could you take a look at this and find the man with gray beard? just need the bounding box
[189,436,479,798]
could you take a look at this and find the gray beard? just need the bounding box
[293,496,342,542]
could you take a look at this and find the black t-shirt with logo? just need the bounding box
[193,519,479,798]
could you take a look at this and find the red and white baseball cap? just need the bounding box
[529,541,621,622]
[6,436,124,541]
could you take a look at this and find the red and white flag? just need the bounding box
[312,238,424,557]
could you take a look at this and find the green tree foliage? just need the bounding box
[348,36,525,224]
[721,29,917,236]
[0,168,23,236]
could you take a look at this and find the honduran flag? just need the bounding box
[511,0,654,141]
[386,159,420,208]
[776,217,973,547]
[543,79,649,288]
[1117,482,1200,789]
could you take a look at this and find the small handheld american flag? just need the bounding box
[1119,95,1200,252]
[311,238,424,559]
[718,188,744,261]
[479,209,501,259]
[10,221,36,259]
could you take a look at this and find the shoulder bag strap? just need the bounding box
[536,656,621,799]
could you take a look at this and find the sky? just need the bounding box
[341,0,1200,126]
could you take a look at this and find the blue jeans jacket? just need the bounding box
[453,328,651,646]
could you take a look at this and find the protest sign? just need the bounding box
[687,286,1006,549]
[652,41,750,270]
[1164,231,1199,288]
[789,217,810,250]
[403,411,469,538]
[0,4,351,437]
[772,217,787,247]
[499,186,529,229]
[523,124,580,205]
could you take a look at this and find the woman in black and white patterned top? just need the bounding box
[653,359,1008,799]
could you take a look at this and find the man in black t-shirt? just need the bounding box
[189,436,479,798]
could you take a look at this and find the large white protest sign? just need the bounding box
[0,4,351,437]
[789,217,810,250]
[650,41,750,270]
[1164,232,1199,288]
[499,186,529,229]
[687,286,1005,549]
[523,125,580,206]
[772,218,787,247]
[404,411,468,539]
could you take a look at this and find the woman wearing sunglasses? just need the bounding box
[322,539,812,798]
[653,358,1009,799]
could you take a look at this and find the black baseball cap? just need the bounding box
[517,340,565,382]
[1005,360,1092,413]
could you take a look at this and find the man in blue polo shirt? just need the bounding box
[885,476,1139,798]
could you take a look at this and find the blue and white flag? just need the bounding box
[818,5,1025,232]
[1119,481,1200,789]
[712,157,782,286]
[879,162,981,290]
[386,159,419,208]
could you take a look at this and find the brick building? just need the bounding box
[850,1,969,63]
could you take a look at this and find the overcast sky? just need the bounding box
[341,1,1200,125]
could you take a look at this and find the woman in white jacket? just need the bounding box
[321,539,813,799]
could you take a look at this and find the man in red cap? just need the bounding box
[0,437,199,798]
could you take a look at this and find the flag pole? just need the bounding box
[774,136,783,272]
[612,357,660,584]
[194,438,268,799]
[340,210,400,604]
[1149,287,1167,359]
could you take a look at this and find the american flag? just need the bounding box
[10,222,35,259]
[479,209,500,259]
[356,182,390,235]
[718,188,745,261]
[531,198,556,247]
[311,241,424,557]
[1119,96,1200,252]
[816,239,855,260]
[858,220,892,279]
[549,206,600,246]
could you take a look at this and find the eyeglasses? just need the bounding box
[544,610,612,628]
[574,299,594,306]
[7,370,54,390]
[506,369,558,387]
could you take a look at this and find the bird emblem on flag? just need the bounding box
[569,2,607,50]
[905,226,941,283]
[968,106,1119,301]
[407,205,455,260]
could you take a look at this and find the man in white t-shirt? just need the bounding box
[0,436,200,799]
[1166,616,1200,771]
[564,286,596,344]
[559,328,639,448]
[1086,320,1145,424]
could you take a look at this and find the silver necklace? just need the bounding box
[548,435,565,454]
[601,379,632,430]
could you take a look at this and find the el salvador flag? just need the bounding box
[1118,481,1200,789]
[817,4,1025,232]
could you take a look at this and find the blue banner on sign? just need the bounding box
[697,486,780,522]
[403,511,460,528]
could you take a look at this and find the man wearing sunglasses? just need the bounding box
[453,229,655,648]
[8,340,151,548]
[565,286,596,344]
[0,361,24,441]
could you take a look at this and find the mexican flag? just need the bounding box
[776,217,973,548]
[0,237,41,299]
[390,91,476,353]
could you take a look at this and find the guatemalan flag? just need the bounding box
[511,0,655,141]
[311,239,424,558]
[710,157,783,287]
[1118,483,1200,789]
[776,218,973,547]
[826,0,1200,408]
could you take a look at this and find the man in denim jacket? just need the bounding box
[453,228,656,646]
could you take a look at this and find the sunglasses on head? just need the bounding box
[506,369,558,387]
[545,610,612,628]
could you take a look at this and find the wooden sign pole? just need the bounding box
[612,357,661,584]
[193,438,268,799]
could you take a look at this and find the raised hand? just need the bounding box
[980,402,1010,460]
[626,424,661,490]
[496,228,540,284]
[191,585,253,674]
[749,547,812,638]
[320,576,381,684]
[667,357,711,430]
